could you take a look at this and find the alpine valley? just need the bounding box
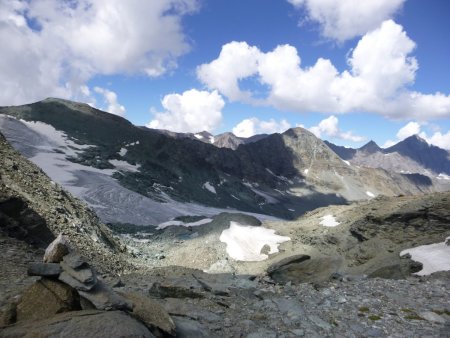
[0,98,449,337]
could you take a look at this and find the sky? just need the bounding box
[1,0,450,149]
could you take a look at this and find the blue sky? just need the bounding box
[1,0,450,149]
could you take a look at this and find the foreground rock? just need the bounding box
[15,278,80,322]
[122,268,450,338]
[1,310,155,338]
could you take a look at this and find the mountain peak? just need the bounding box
[359,140,381,154]
[404,134,427,144]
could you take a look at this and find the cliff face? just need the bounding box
[0,132,128,273]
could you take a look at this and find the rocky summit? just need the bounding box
[0,100,449,337]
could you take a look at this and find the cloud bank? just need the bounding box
[197,21,450,121]
[287,0,405,42]
[0,0,198,105]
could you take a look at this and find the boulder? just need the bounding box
[119,291,176,336]
[149,281,204,299]
[268,255,343,284]
[43,233,70,263]
[0,310,155,338]
[16,278,80,322]
[78,280,132,311]
[173,317,211,338]
[27,262,62,277]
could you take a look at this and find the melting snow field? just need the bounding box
[219,222,290,261]
[400,237,450,275]
[320,215,340,227]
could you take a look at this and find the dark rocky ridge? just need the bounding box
[0,98,440,224]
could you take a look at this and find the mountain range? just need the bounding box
[325,136,450,177]
[0,98,448,227]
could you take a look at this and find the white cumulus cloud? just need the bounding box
[197,20,450,121]
[0,0,198,106]
[197,41,261,102]
[287,0,405,42]
[147,89,224,133]
[232,118,291,138]
[309,115,366,142]
[396,121,421,140]
[94,87,126,117]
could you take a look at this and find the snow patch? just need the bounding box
[400,237,450,275]
[109,159,140,173]
[220,222,290,261]
[366,191,375,198]
[304,169,309,175]
[320,215,340,227]
[342,160,351,166]
[157,218,213,230]
[203,181,216,194]
[209,136,215,143]
[194,134,203,140]
[119,147,127,156]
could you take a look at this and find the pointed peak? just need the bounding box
[404,134,427,144]
[359,140,381,153]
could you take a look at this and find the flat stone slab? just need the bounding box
[27,262,62,277]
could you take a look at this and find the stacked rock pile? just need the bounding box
[0,234,176,337]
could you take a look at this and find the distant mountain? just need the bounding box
[0,98,441,225]
[326,136,450,178]
[385,135,450,175]
[213,132,269,150]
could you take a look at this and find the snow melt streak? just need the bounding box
[219,221,290,261]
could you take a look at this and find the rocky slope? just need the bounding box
[0,98,442,226]
[0,132,128,273]
[121,191,450,279]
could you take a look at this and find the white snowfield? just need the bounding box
[203,181,217,194]
[219,221,290,261]
[400,237,450,276]
[320,214,340,227]
[156,218,213,230]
